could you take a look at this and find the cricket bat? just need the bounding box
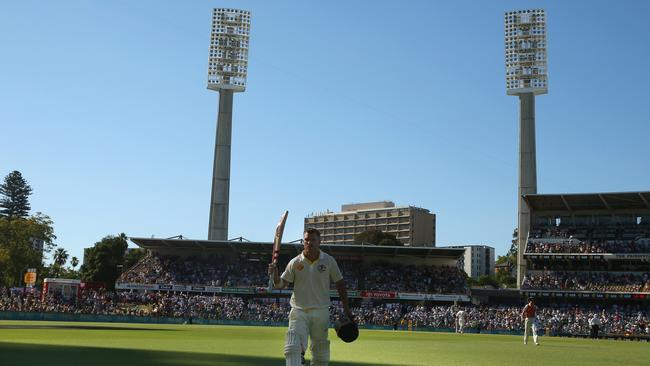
[268,210,289,291]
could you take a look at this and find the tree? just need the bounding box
[495,269,517,288]
[51,247,69,277]
[80,233,128,289]
[354,230,402,246]
[71,256,79,270]
[53,248,69,267]
[123,248,146,271]
[492,228,518,288]
[477,275,500,287]
[0,213,56,286]
[496,228,518,267]
[0,171,33,219]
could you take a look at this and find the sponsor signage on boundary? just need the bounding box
[112,284,470,301]
[221,287,254,294]
[523,290,648,299]
[612,254,650,259]
[116,283,158,291]
[115,283,225,293]
[526,253,650,260]
[326,290,360,298]
[398,293,470,302]
[360,291,397,299]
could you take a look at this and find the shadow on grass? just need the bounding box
[0,342,404,366]
[0,324,177,331]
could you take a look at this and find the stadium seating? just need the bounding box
[2,287,647,337]
[117,254,468,294]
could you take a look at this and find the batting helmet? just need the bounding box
[335,319,359,343]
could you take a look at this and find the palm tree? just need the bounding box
[71,256,79,270]
[53,248,69,272]
[53,248,69,267]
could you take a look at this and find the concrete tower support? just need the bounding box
[517,93,537,286]
[208,90,234,240]
[504,9,547,287]
[206,8,251,240]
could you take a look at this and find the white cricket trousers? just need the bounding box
[524,317,539,344]
[285,308,330,366]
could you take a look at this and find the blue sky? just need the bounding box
[1,0,649,263]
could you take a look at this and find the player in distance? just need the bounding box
[521,297,540,345]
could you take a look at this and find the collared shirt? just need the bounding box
[281,250,343,310]
[522,304,536,318]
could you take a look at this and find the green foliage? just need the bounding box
[495,228,519,272]
[50,247,71,278]
[0,213,56,286]
[71,256,79,269]
[53,248,69,267]
[495,269,517,288]
[0,171,33,219]
[40,261,81,280]
[476,275,499,287]
[354,230,402,246]
[80,233,128,289]
[123,248,146,271]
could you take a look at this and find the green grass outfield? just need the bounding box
[0,321,648,366]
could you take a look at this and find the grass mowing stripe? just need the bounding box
[0,321,648,366]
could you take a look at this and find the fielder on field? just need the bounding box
[268,228,354,366]
[521,297,540,345]
[455,309,466,334]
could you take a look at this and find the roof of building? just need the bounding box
[129,237,464,259]
[523,191,650,213]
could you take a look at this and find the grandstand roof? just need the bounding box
[129,237,464,259]
[523,191,650,213]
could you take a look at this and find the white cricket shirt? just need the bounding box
[281,251,343,310]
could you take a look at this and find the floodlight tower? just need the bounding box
[504,9,548,287]
[206,8,251,240]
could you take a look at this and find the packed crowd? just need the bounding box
[521,271,650,293]
[2,287,648,337]
[362,264,467,294]
[526,239,650,254]
[117,254,467,294]
[530,225,649,241]
[118,254,268,288]
[362,303,650,337]
[0,287,290,322]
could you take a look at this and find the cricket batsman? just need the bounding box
[268,228,354,366]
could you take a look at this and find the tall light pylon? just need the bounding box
[206,8,251,240]
[504,9,548,287]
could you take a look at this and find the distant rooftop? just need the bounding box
[523,191,650,212]
[342,201,395,212]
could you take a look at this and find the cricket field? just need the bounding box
[0,321,648,366]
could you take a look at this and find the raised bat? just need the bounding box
[268,210,289,291]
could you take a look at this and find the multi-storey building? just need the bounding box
[304,201,435,246]
[447,245,496,279]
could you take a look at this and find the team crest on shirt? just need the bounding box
[296,263,304,271]
[317,264,327,273]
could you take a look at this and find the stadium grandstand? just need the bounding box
[117,238,470,302]
[2,234,649,338]
[521,192,650,304]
